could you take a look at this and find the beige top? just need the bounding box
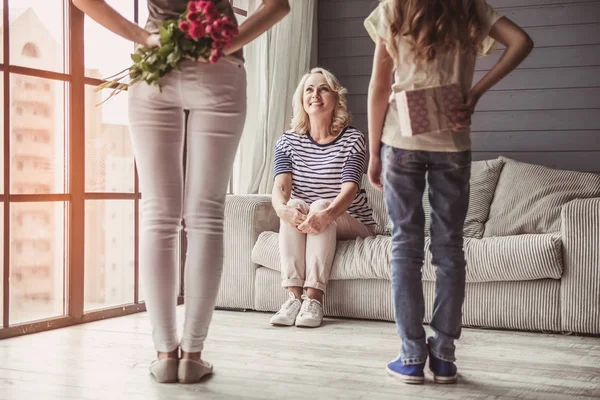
[364,0,502,152]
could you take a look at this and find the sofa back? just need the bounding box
[363,156,600,239]
[483,157,600,236]
[362,158,505,238]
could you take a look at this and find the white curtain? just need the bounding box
[232,0,316,194]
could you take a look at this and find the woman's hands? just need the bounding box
[298,210,333,235]
[277,206,307,228]
[144,33,161,48]
[277,205,333,235]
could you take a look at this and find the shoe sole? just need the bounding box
[295,320,322,328]
[432,374,457,384]
[386,367,424,384]
[270,321,294,326]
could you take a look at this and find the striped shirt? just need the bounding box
[274,126,376,227]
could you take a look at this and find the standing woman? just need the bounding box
[72,0,290,384]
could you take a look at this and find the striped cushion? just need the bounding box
[461,159,505,237]
[382,159,504,238]
[423,234,563,282]
[484,157,600,236]
[251,231,563,282]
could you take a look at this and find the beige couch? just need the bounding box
[216,157,600,335]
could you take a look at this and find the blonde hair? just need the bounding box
[387,0,485,62]
[290,67,351,135]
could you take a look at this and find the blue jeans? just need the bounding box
[381,144,471,365]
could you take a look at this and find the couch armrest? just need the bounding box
[560,197,600,334]
[216,194,279,310]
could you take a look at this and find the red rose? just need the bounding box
[213,19,224,30]
[203,2,219,21]
[179,21,190,32]
[198,0,211,11]
[209,49,222,63]
[190,23,206,39]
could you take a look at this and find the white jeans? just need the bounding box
[279,199,374,293]
[128,58,246,353]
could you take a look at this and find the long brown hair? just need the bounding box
[388,0,485,62]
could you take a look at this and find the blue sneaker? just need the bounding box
[427,346,458,384]
[386,358,426,384]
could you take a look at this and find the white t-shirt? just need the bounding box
[364,0,503,152]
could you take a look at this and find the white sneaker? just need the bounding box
[295,295,324,328]
[270,292,302,326]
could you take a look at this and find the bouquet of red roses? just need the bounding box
[97,0,239,103]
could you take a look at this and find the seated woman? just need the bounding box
[270,67,376,328]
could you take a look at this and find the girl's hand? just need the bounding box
[450,92,480,132]
[368,155,384,191]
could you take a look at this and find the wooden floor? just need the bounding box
[0,308,599,400]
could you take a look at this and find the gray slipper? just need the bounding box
[149,358,179,383]
[178,359,213,383]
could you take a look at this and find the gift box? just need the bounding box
[395,83,464,137]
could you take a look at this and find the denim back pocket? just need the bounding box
[440,150,472,169]
[383,144,425,171]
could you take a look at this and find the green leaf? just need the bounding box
[141,62,153,72]
[146,54,158,65]
[166,50,181,65]
[129,69,141,79]
[159,25,172,43]
[157,43,174,59]
[182,39,194,52]
[131,53,143,63]
[148,71,160,82]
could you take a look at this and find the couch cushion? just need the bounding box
[423,233,563,282]
[384,158,504,238]
[252,231,391,280]
[252,231,562,283]
[484,157,600,237]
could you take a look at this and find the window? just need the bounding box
[1,0,250,339]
